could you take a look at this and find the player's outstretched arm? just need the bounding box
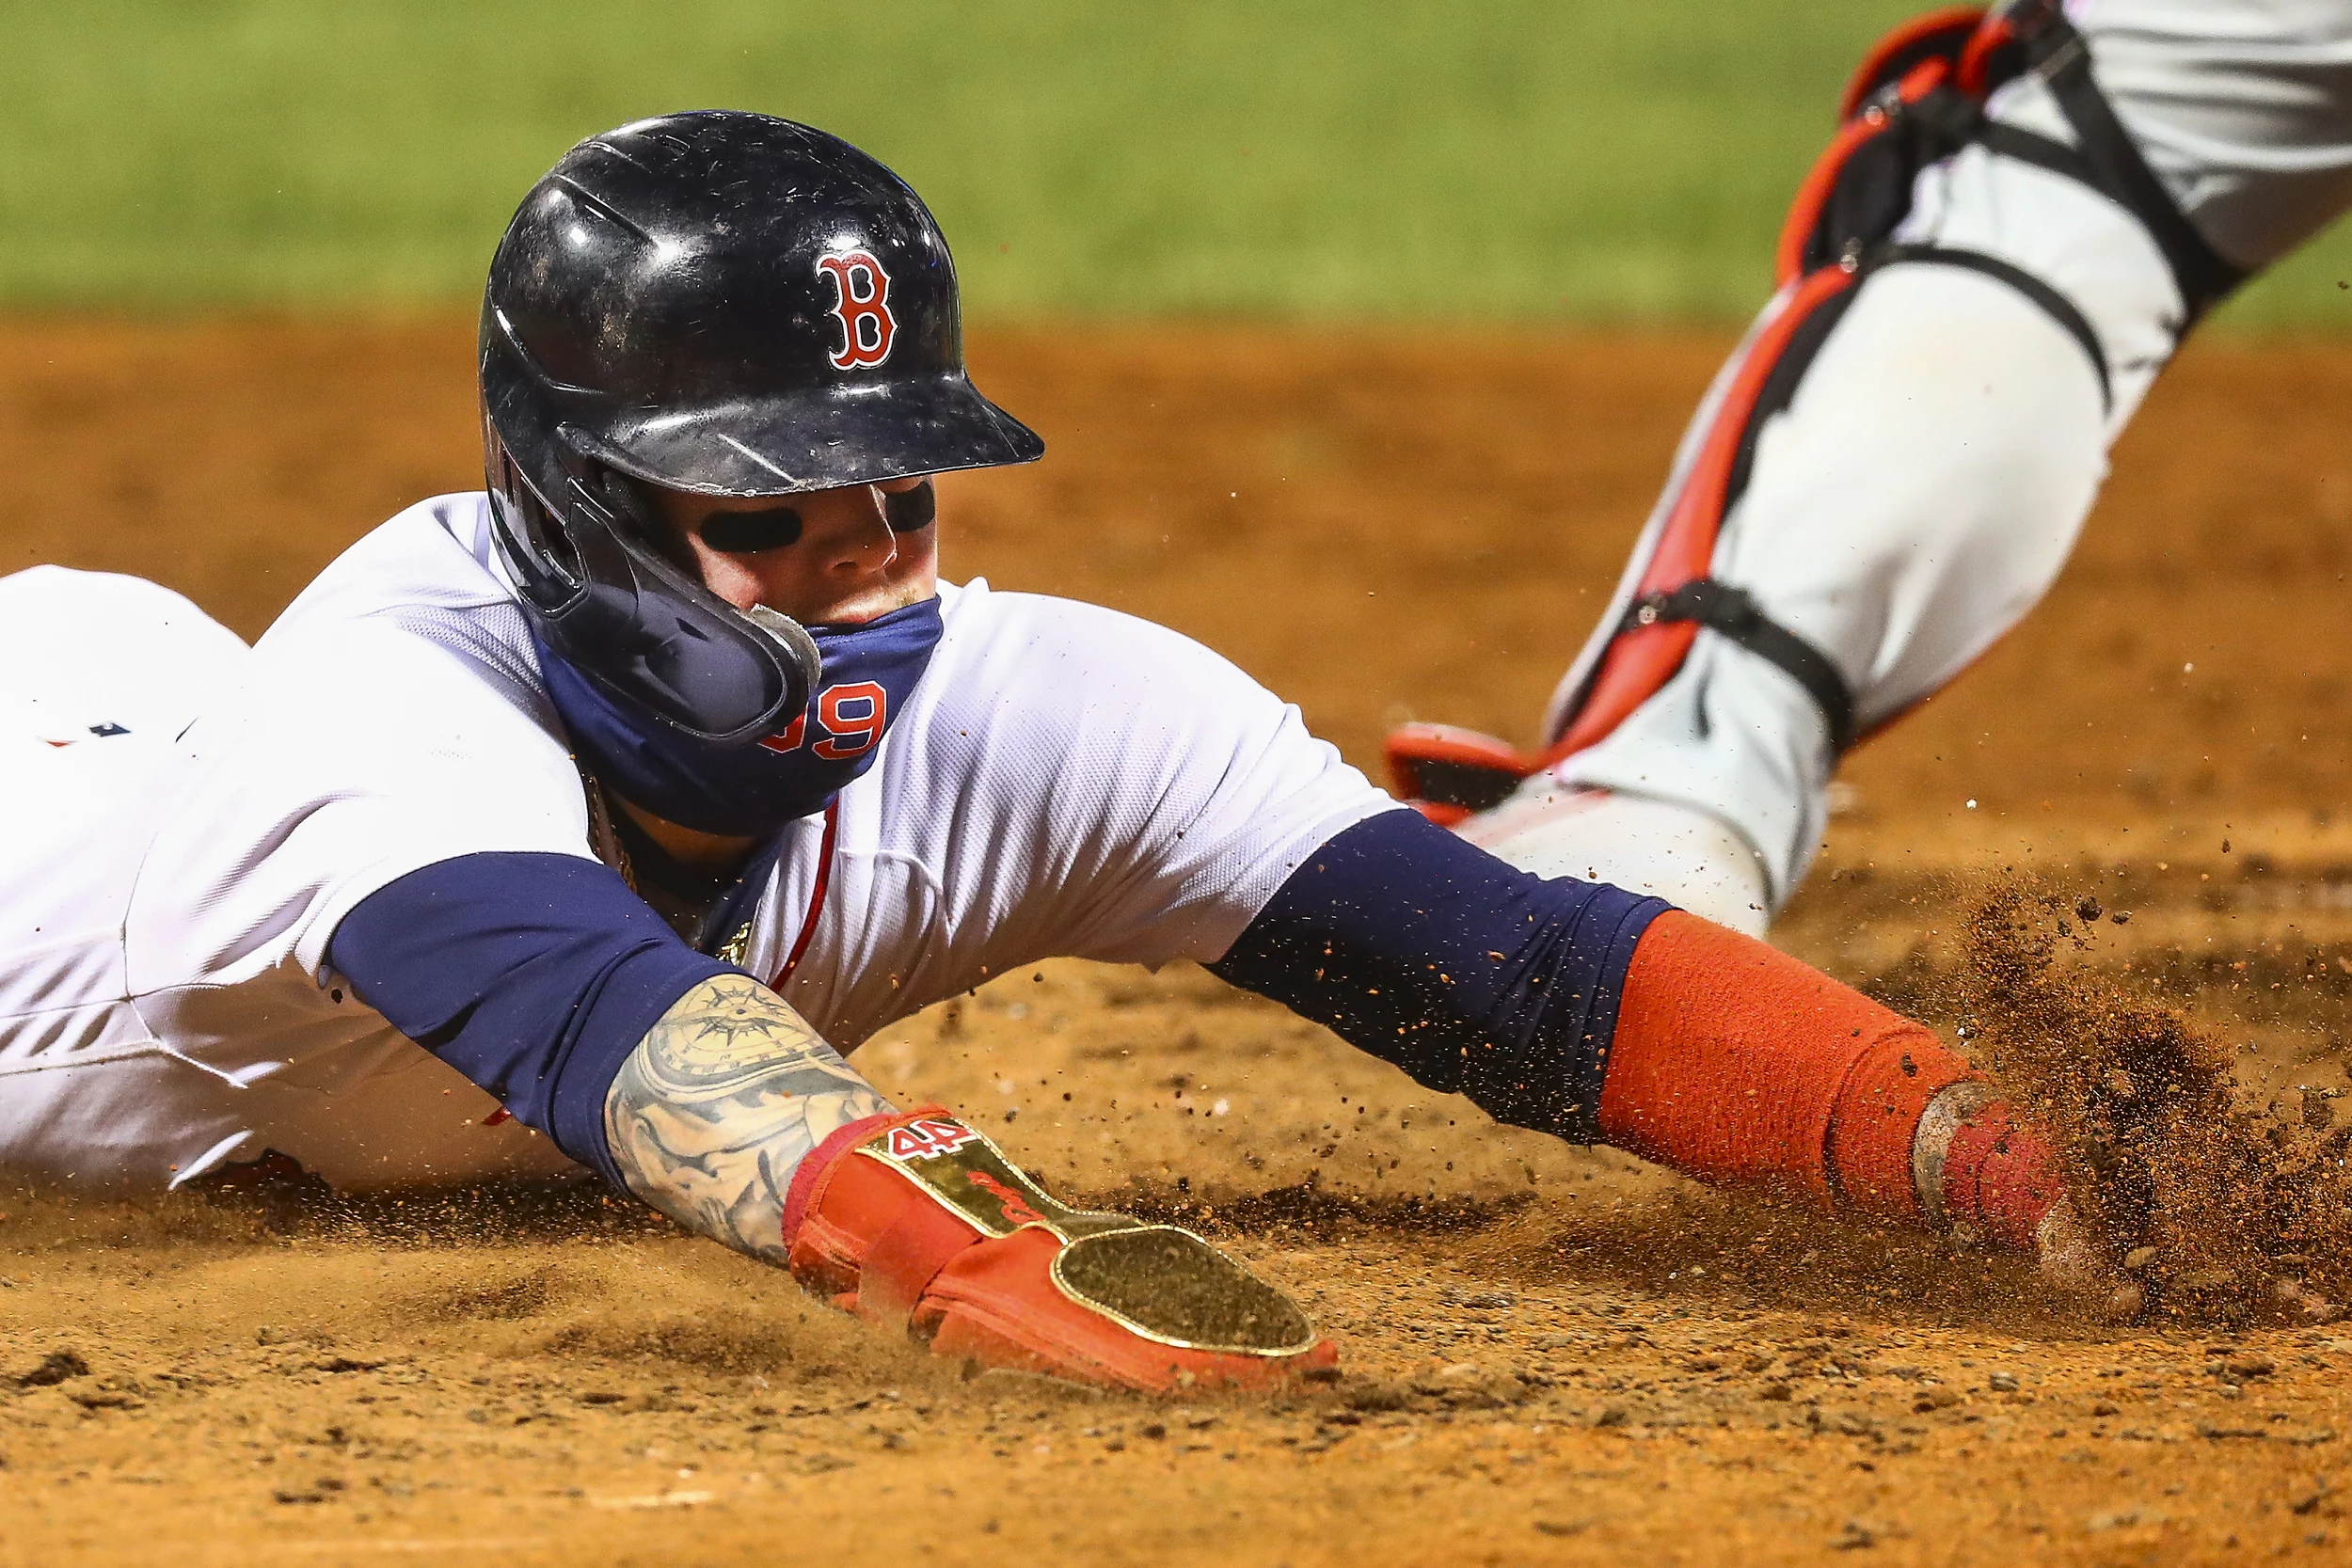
[334,854,1337,1390]
[602,973,892,1266]
[1213,810,2103,1291]
[601,976,1335,1390]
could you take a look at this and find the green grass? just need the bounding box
[0,0,2344,327]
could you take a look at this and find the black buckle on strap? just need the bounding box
[1621,579,1857,755]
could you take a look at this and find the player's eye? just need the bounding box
[883,479,936,533]
[699,507,804,554]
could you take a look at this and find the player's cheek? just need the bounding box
[889,517,939,571]
[698,549,769,611]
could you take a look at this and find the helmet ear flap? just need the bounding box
[485,423,588,610]
[578,464,691,571]
[486,421,820,746]
[603,469,824,724]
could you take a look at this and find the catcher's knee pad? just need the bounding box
[1487,0,2245,789]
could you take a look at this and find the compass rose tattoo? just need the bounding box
[603,974,894,1263]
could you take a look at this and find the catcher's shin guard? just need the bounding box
[1386,269,1882,823]
[1390,0,2239,819]
[782,1108,1335,1393]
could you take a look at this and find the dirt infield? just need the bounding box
[4,318,2352,1565]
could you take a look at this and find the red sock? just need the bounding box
[1597,911,1978,1227]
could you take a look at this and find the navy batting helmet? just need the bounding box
[480,110,1042,747]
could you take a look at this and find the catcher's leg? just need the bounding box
[1393,255,2111,933]
[1523,258,2111,914]
[1400,7,2352,927]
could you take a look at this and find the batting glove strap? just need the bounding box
[782,1107,981,1323]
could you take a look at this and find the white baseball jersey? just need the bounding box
[0,496,1394,1191]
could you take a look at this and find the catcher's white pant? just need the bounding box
[1487,0,2352,921]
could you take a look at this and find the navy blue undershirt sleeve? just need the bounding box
[1208,810,1671,1144]
[326,852,733,1189]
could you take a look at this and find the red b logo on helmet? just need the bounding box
[817,250,897,370]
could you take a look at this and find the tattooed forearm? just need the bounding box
[603,974,893,1264]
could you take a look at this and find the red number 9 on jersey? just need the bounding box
[811,681,887,760]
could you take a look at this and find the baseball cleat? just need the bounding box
[783,1107,1336,1394]
[1382,723,1536,826]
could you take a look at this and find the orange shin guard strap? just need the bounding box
[1597,911,1975,1225]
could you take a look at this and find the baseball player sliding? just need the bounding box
[2,112,2096,1394]
[1391,0,2352,934]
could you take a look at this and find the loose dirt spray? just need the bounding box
[1956,883,2352,1323]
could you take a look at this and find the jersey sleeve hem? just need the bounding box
[303,842,601,986]
[325,850,734,1191]
[1168,797,1411,967]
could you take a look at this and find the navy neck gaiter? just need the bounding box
[536,596,945,836]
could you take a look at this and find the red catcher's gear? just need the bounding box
[1382,722,1537,825]
[782,1107,1336,1393]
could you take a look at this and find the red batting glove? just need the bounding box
[782,1107,1336,1394]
